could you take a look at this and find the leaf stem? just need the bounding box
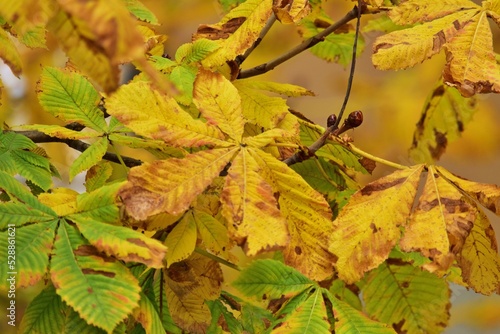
[346,142,409,170]
[238,6,361,79]
[195,247,241,271]
[108,142,129,172]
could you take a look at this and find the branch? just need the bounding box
[14,130,143,168]
[238,6,361,79]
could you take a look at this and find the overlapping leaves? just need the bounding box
[329,164,500,295]
[0,0,155,92]
[373,0,500,97]
[106,69,337,280]
[233,259,396,333]
[0,173,167,332]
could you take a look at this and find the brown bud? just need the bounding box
[347,110,363,128]
[327,114,337,128]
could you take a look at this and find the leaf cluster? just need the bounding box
[0,0,500,333]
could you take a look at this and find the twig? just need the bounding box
[14,130,143,167]
[238,6,361,79]
[333,1,363,128]
[236,13,277,65]
[194,247,241,271]
[283,3,364,166]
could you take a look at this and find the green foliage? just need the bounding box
[1,0,500,333]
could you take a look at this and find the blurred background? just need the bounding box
[1,0,499,333]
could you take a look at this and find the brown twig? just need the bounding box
[238,6,361,79]
[284,3,364,166]
[14,130,143,167]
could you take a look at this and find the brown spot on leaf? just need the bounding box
[359,157,376,174]
[360,177,405,196]
[393,319,408,334]
[370,223,378,233]
[401,281,410,288]
[314,18,330,29]
[428,130,447,161]
[196,17,246,40]
[82,268,116,278]
[295,246,302,255]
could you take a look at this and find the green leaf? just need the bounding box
[300,10,365,66]
[165,211,197,266]
[0,202,54,228]
[170,65,197,105]
[362,261,450,333]
[50,221,141,332]
[175,38,220,63]
[153,271,182,334]
[0,171,55,215]
[233,259,313,299]
[272,289,330,334]
[38,67,107,131]
[19,284,106,334]
[71,182,123,224]
[322,289,396,334]
[0,131,54,191]
[69,136,109,181]
[123,0,158,24]
[85,161,113,192]
[207,299,243,334]
[0,220,57,289]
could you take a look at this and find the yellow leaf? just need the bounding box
[0,0,53,35]
[329,165,425,284]
[196,0,274,68]
[437,166,500,215]
[273,0,311,24]
[105,81,230,148]
[234,80,298,131]
[165,253,222,333]
[399,166,476,271]
[193,209,229,257]
[236,79,314,97]
[459,208,500,295]
[221,147,289,256]
[165,211,198,267]
[373,10,477,71]
[38,188,78,216]
[119,147,239,220]
[389,0,479,25]
[56,0,144,63]
[0,28,22,77]
[242,128,290,148]
[47,8,120,92]
[443,11,500,97]
[252,149,335,281]
[193,70,245,142]
[409,82,477,164]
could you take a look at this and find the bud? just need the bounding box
[347,110,363,128]
[327,114,337,128]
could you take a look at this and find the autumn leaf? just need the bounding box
[410,82,477,164]
[105,81,229,148]
[165,253,223,334]
[164,211,198,266]
[362,260,450,333]
[373,0,500,96]
[0,28,23,77]
[221,147,289,256]
[399,166,476,271]
[329,165,425,283]
[194,0,274,67]
[119,148,238,220]
[273,0,311,24]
